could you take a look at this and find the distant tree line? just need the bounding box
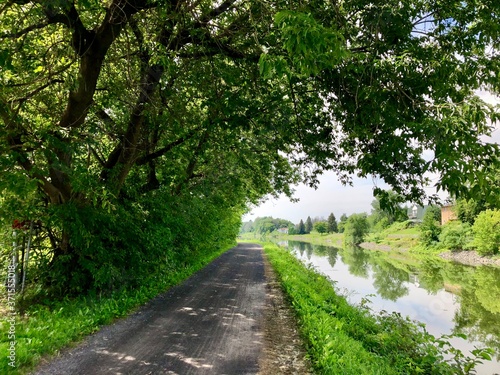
[240,217,294,235]
[242,181,500,254]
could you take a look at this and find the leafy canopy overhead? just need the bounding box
[0,0,499,291]
[1,0,499,208]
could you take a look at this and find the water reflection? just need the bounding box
[341,246,370,278]
[372,260,410,301]
[282,240,500,375]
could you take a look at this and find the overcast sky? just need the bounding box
[244,91,500,225]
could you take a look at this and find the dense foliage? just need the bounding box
[471,209,500,255]
[239,216,293,235]
[344,213,369,245]
[1,0,499,295]
[419,205,442,246]
[439,221,472,252]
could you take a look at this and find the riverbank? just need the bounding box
[263,243,491,374]
[248,230,500,268]
[439,250,500,267]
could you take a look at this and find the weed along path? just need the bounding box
[32,243,310,375]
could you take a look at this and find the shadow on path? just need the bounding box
[33,243,266,375]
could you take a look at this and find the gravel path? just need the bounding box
[32,243,311,375]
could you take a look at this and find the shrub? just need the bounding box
[439,221,472,252]
[471,209,500,255]
[419,208,442,246]
[344,214,369,246]
[314,221,328,234]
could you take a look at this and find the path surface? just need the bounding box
[33,243,268,375]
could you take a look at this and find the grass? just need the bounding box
[0,243,235,374]
[365,221,420,250]
[263,242,490,374]
[240,231,344,247]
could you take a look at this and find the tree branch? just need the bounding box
[12,79,64,103]
[135,130,198,166]
[0,20,52,39]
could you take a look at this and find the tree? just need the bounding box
[343,214,369,246]
[250,216,294,235]
[338,214,349,233]
[314,221,328,235]
[298,220,306,235]
[426,206,443,223]
[1,0,499,294]
[305,216,313,234]
[327,213,338,233]
[370,190,408,230]
[471,210,500,256]
[419,206,442,246]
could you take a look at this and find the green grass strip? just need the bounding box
[263,243,463,375]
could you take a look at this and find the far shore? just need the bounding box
[251,232,500,268]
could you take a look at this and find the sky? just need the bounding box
[243,91,500,225]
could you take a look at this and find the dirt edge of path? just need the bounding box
[259,253,314,375]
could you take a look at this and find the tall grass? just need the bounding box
[264,243,492,374]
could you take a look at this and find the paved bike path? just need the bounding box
[33,243,266,375]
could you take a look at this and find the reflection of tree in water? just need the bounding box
[441,262,476,288]
[453,267,500,360]
[314,245,329,256]
[371,260,410,301]
[326,247,339,268]
[417,259,445,293]
[340,246,370,278]
[305,242,314,259]
[289,241,313,258]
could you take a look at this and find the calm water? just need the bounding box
[281,240,500,375]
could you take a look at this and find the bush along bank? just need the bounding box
[263,243,493,375]
[0,243,234,375]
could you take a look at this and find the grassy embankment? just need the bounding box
[242,221,454,268]
[263,242,490,374]
[240,223,420,251]
[240,231,344,247]
[0,243,235,375]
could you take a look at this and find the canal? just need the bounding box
[280,240,500,375]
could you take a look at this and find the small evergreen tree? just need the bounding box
[305,216,313,233]
[298,220,306,234]
[327,213,338,233]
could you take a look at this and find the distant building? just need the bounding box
[441,205,457,225]
[407,205,428,221]
[409,205,418,219]
[277,227,289,234]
